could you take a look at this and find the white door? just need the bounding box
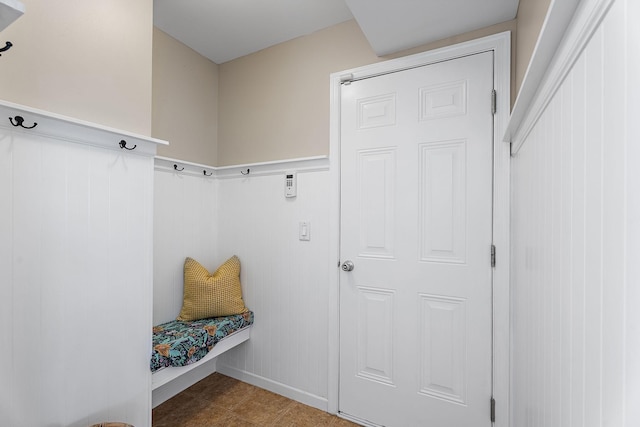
[339,52,494,427]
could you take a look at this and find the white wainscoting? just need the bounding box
[152,158,220,406]
[152,158,332,410]
[214,168,332,411]
[0,101,163,427]
[153,158,218,325]
[509,0,639,425]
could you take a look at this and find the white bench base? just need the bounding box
[151,326,252,407]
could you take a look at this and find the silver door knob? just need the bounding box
[341,260,355,272]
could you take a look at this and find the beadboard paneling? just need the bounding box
[0,129,154,427]
[0,123,15,425]
[153,166,217,325]
[215,170,331,409]
[510,0,637,425]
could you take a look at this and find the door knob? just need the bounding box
[341,260,355,272]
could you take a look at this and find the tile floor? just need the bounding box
[152,373,359,427]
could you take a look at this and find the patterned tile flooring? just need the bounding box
[152,373,359,427]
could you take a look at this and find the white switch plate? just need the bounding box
[299,221,310,241]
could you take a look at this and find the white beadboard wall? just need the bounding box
[509,0,639,425]
[215,169,332,410]
[153,160,217,325]
[152,160,332,409]
[0,101,161,427]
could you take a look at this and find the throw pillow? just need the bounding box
[177,255,248,321]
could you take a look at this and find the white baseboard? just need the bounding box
[216,364,329,413]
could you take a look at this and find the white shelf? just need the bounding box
[0,98,168,156]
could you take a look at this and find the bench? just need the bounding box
[151,312,253,407]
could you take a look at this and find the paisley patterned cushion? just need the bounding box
[151,311,254,373]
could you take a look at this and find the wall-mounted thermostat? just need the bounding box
[285,171,297,198]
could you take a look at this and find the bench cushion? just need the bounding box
[151,311,254,373]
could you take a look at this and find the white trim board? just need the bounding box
[154,155,329,179]
[505,0,615,151]
[215,155,329,179]
[154,155,218,178]
[328,31,511,426]
[216,364,329,412]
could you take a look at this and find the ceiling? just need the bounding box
[154,0,519,64]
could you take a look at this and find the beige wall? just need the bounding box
[0,0,153,136]
[217,19,516,166]
[515,0,552,95]
[389,20,518,107]
[152,29,219,164]
[0,3,546,166]
[0,3,546,165]
[218,20,377,166]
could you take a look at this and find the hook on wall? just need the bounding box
[203,170,213,176]
[0,41,13,56]
[240,168,250,175]
[119,140,136,150]
[174,164,184,171]
[9,115,37,129]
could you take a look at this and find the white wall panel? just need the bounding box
[153,166,217,325]
[214,170,331,409]
[0,101,159,427]
[624,1,640,424]
[510,0,638,425]
[1,138,154,427]
[0,119,14,424]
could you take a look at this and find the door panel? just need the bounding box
[419,140,467,263]
[356,286,395,384]
[419,293,467,404]
[339,51,494,427]
[358,149,396,259]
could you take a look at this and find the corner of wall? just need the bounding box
[152,27,219,165]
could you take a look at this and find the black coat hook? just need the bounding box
[203,170,212,176]
[0,41,12,56]
[174,164,184,171]
[240,168,250,175]
[9,115,37,129]
[119,139,136,150]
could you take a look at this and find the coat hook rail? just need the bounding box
[119,139,136,150]
[240,168,250,175]
[203,170,212,176]
[0,41,13,56]
[174,164,184,171]
[9,115,37,129]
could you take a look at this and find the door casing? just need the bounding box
[327,32,511,427]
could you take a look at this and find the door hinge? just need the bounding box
[491,89,497,115]
[340,73,354,85]
[490,244,496,268]
[490,396,496,422]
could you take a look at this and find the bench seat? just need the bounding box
[151,311,254,374]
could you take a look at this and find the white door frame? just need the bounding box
[328,32,511,427]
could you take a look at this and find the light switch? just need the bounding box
[299,221,311,241]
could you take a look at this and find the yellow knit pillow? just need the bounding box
[177,256,249,321]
